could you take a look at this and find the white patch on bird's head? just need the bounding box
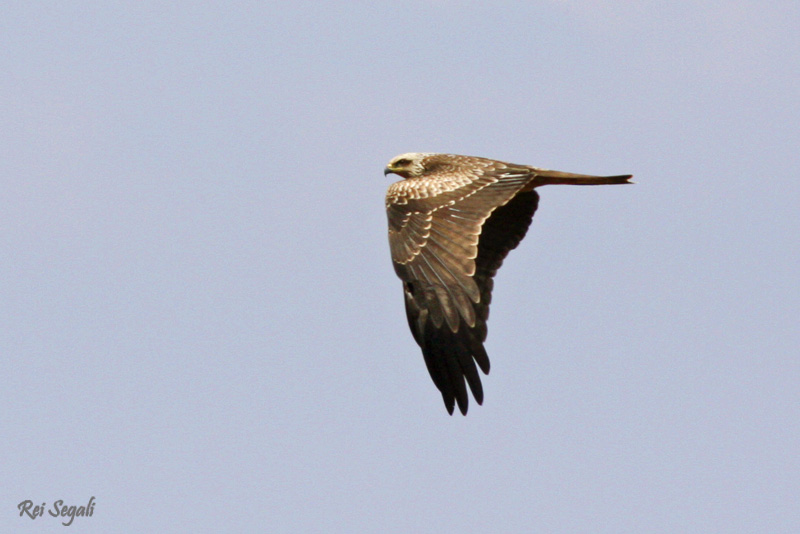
[386,152,434,178]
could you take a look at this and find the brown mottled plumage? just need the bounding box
[384,153,632,415]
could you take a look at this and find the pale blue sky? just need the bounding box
[2,2,799,532]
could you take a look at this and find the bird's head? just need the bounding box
[384,153,430,179]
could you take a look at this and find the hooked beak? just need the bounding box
[384,166,395,176]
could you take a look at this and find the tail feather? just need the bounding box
[532,169,633,186]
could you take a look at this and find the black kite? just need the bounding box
[384,153,632,415]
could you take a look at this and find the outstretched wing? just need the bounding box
[386,157,540,414]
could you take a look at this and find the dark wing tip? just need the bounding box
[425,331,490,416]
[444,398,455,415]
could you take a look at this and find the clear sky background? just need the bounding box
[2,2,799,532]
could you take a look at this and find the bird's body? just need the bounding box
[384,153,631,415]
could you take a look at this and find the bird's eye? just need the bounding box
[394,159,411,167]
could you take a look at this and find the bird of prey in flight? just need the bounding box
[384,152,632,415]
